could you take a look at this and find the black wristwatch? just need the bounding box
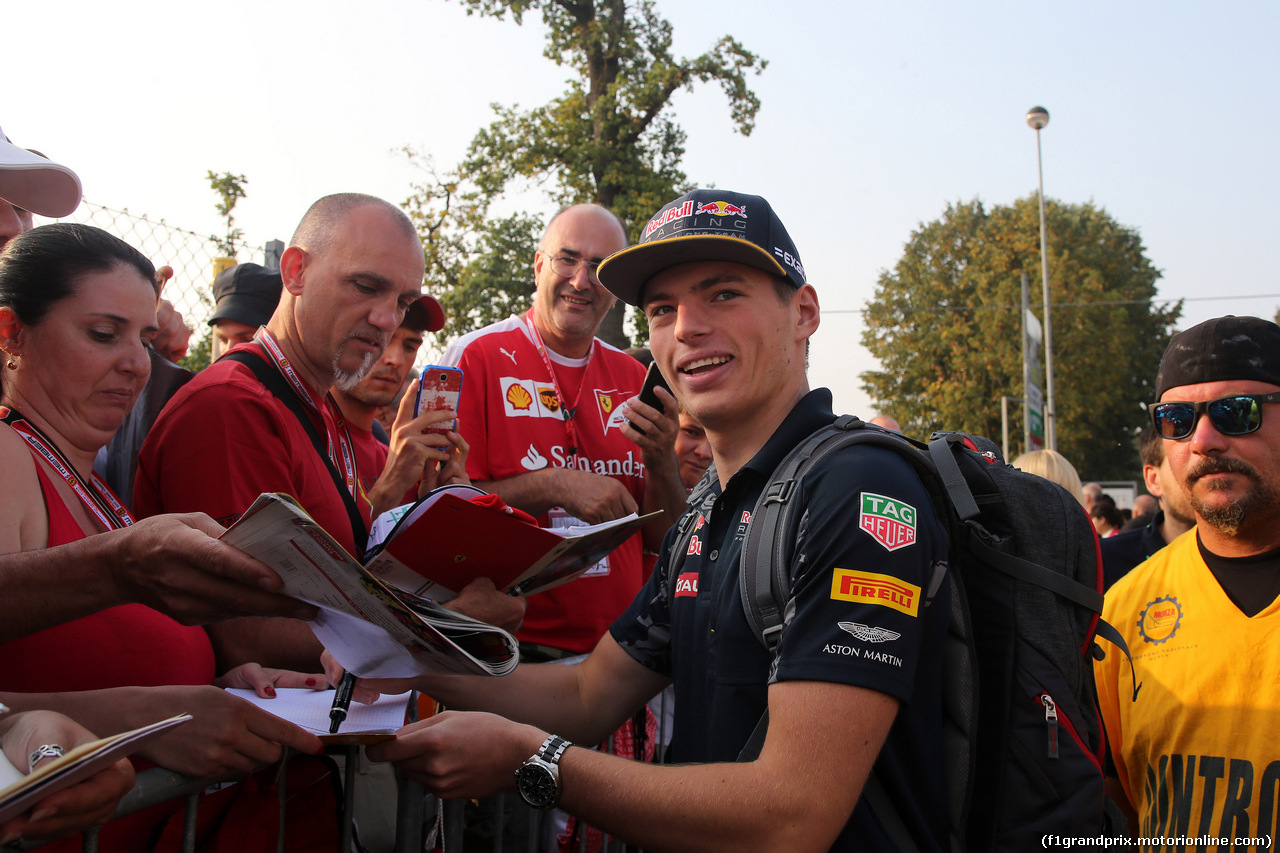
[515,734,572,810]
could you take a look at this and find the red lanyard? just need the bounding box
[524,309,593,458]
[253,329,359,501]
[0,407,134,530]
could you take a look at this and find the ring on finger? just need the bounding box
[29,743,66,769]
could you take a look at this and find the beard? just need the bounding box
[1185,456,1280,536]
[332,346,380,393]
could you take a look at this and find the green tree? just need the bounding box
[401,150,545,338]
[181,171,251,372]
[415,0,766,345]
[861,195,1181,481]
[207,170,248,256]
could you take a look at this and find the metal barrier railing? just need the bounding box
[17,687,674,852]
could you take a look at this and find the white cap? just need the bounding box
[0,124,82,218]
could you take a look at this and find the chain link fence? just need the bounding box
[59,200,281,345]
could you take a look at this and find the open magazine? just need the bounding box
[0,714,192,825]
[221,489,657,679]
[363,485,660,600]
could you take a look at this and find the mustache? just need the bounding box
[1186,456,1258,485]
[346,328,390,349]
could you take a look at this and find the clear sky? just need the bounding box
[4,0,1277,419]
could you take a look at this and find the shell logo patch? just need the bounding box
[1137,595,1183,645]
[506,383,533,411]
[859,492,917,552]
[831,569,920,617]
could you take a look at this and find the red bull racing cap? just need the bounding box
[597,189,806,307]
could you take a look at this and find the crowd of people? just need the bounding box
[2,116,1278,853]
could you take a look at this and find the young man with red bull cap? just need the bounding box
[363,189,952,853]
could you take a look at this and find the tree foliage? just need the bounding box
[861,196,1181,481]
[206,170,248,256]
[401,150,545,338]
[412,0,766,346]
[181,171,250,373]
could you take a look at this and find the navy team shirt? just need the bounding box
[611,389,951,852]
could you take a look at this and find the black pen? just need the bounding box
[329,672,356,734]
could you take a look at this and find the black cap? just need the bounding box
[1155,315,1280,399]
[209,263,283,328]
[596,189,806,307]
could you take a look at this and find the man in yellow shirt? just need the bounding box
[1095,315,1280,850]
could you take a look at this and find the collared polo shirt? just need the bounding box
[611,389,950,852]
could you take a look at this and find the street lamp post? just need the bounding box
[1026,105,1056,451]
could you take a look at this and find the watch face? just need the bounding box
[516,762,558,809]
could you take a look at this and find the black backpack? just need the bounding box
[669,415,1136,852]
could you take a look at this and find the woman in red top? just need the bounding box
[0,224,326,850]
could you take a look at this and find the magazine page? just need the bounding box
[364,490,661,600]
[220,494,518,678]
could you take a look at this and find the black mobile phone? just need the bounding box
[415,365,464,433]
[638,362,672,412]
[631,362,672,434]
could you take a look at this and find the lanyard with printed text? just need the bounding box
[0,406,134,530]
[253,329,359,501]
[524,309,593,458]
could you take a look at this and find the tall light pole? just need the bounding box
[1026,105,1056,451]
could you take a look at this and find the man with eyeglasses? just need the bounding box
[441,204,685,660]
[1094,315,1280,842]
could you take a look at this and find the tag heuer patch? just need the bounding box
[859,492,917,552]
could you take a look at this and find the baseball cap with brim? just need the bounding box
[0,125,83,219]
[209,263,283,328]
[597,189,806,307]
[1155,315,1280,399]
[404,294,446,333]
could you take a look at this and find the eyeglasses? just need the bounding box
[547,255,603,281]
[1151,392,1280,440]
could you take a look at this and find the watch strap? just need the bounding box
[538,734,572,765]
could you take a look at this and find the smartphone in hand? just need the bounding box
[631,362,672,434]
[415,366,464,433]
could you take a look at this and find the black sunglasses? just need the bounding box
[1151,392,1280,440]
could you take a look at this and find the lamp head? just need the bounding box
[1026,106,1050,131]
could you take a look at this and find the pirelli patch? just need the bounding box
[859,492,917,552]
[831,569,921,617]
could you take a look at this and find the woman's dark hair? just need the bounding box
[0,223,157,326]
[1090,499,1125,530]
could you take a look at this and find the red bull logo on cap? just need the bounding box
[694,201,748,218]
[644,200,695,237]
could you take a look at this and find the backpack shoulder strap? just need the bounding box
[223,350,369,554]
[739,417,853,650]
[740,416,936,650]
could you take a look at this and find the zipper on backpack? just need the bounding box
[1040,693,1059,759]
